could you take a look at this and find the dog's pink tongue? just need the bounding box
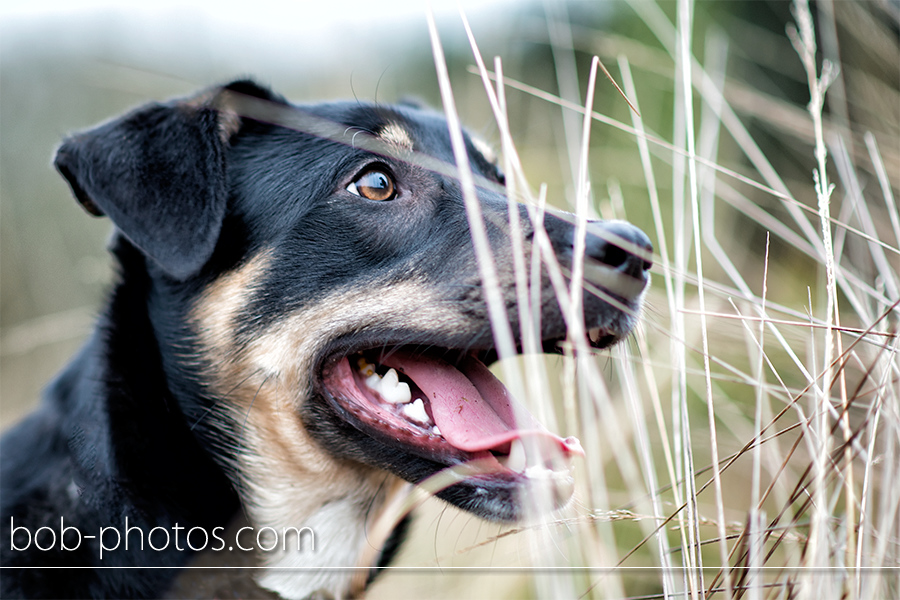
[380,350,581,455]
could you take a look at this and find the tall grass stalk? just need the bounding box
[369,2,898,599]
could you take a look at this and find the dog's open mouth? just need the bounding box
[314,322,629,520]
[320,343,589,481]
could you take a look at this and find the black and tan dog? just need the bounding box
[0,80,652,599]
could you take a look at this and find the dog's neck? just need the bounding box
[93,241,239,521]
[226,412,408,599]
[109,244,397,600]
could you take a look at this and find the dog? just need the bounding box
[0,79,652,599]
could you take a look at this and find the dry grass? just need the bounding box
[1,2,896,599]
[368,1,900,599]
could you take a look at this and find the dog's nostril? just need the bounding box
[597,244,630,270]
[586,221,654,278]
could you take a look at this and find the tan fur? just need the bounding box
[182,88,244,143]
[470,136,498,166]
[191,252,480,599]
[377,122,414,152]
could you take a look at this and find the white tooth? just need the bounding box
[378,369,411,404]
[503,440,527,473]
[382,368,399,389]
[365,373,382,391]
[382,381,411,404]
[402,398,430,424]
[432,425,442,436]
[397,382,412,404]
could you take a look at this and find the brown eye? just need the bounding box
[347,169,396,201]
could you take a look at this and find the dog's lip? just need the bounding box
[317,346,583,475]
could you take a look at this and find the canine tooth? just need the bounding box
[402,398,430,424]
[503,440,527,473]
[432,425,441,436]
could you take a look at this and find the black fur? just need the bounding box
[1,79,652,599]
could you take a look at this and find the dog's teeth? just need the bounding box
[365,373,383,391]
[378,368,412,404]
[382,368,399,388]
[358,357,376,377]
[382,382,412,404]
[432,425,441,436]
[502,440,527,473]
[402,398,430,424]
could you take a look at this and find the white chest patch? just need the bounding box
[257,496,375,600]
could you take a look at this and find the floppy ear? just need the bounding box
[53,80,279,281]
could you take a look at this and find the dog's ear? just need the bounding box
[53,79,281,281]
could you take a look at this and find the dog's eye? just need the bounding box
[347,169,397,201]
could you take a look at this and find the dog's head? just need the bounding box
[55,79,651,596]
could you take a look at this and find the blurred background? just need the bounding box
[0,0,520,427]
[2,1,898,598]
[5,0,870,428]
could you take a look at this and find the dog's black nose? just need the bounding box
[585,220,653,280]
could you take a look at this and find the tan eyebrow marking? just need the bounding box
[377,122,414,152]
[471,136,498,165]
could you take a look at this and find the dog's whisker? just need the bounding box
[189,368,265,431]
[236,373,272,459]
